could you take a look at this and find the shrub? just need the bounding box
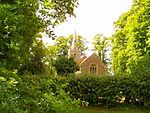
[53,56,79,76]
[0,69,80,113]
[62,75,150,107]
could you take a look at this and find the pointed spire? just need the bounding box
[74,29,77,40]
[71,29,77,49]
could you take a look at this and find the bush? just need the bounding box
[53,56,79,76]
[0,69,80,113]
[61,75,150,107]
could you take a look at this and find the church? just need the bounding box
[68,34,107,75]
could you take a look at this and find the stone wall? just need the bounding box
[80,53,107,75]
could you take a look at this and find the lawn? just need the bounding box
[81,106,150,113]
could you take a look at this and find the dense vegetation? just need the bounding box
[0,0,81,112]
[0,0,78,73]
[58,74,150,107]
[1,0,150,112]
[93,34,111,65]
[112,0,150,76]
[53,56,79,76]
[52,35,86,76]
[0,72,80,112]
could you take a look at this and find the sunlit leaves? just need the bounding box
[93,34,110,65]
[0,0,78,72]
[112,0,150,75]
[39,0,78,37]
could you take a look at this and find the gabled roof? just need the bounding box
[79,53,98,64]
[77,55,87,64]
[79,53,106,67]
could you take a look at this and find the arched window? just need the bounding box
[90,64,97,74]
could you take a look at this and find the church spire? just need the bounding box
[71,29,77,49]
[69,30,81,61]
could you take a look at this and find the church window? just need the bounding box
[90,64,97,74]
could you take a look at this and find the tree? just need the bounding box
[0,0,78,73]
[112,0,150,76]
[54,36,69,56]
[0,0,42,71]
[68,34,88,54]
[93,34,110,65]
[54,34,88,57]
[44,45,57,75]
[53,56,79,76]
[18,39,46,75]
[0,1,81,112]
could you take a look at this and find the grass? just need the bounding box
[81,105,150,113]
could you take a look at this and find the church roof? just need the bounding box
[79,53,98,65]
[77,55,87,64]
[79,53,106,68]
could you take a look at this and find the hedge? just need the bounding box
[59,75,150,107]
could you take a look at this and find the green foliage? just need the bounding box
[55,36,70,56]
[81,106,150,113]
[61,75,150,107]
[53,56,79,76]
[44,45,57,75]
[0,71,80,113]
[93,34,111,65]
[93,34,112,74]
[18,40,46,75]
[0,0,78,74]
[54,35,88,57]
[129,55,150,77]
[0,1,42,71]
[0,0,80,112]
[41,0,78,31]
[68,34,88,54]
[112,0,150,75]
[49,34,87,76]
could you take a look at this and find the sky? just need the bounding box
[43,0,132,46]
[54,0,132,41]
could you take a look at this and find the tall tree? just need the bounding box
[112,0,150,76]
[0,0,43,71]
[93,34,110,65]
[18,39,46,75]
[54,36,69,56]
[0,1,80,112]
[44,45,57,75]
[0,0,78,73]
